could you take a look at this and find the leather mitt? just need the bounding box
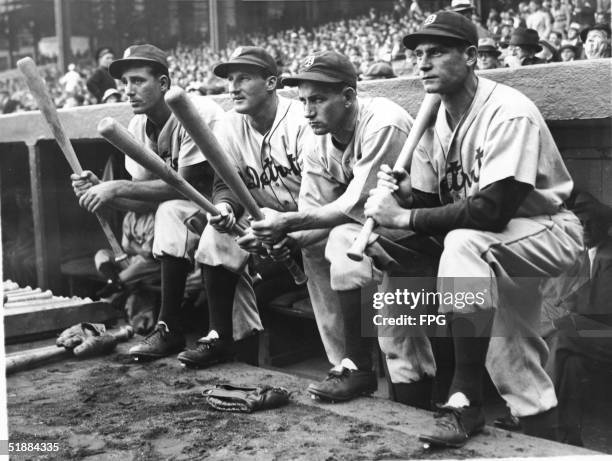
[203,384,291,413]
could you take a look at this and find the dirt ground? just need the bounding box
[5,342,601,461]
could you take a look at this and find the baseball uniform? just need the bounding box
[330,77,584,416]
[195,95,311,338]
[298,96,413,367]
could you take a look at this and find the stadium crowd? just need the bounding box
[0,0,609,113]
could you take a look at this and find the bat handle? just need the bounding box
[346,218,377,261]
[284,259,308,285]
[94,212,129,269]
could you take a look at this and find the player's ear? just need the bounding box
[159,74,170,92]
[465,45,478,67]
[342,86,357,106]
[265,75,278,91]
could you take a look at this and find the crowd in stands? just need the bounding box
[0,0,609,113]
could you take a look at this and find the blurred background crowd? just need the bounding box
[0,0,609,113]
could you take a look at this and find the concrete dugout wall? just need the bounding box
[0,59,610,292]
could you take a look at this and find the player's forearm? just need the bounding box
[281,204,352,233]
[112,179,184,202]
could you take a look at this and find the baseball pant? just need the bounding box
[326,210,583,417]
[152,199,202,262]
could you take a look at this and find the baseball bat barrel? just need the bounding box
[17,57,128,268]
[164,88,307,285]
[346,93,441,261]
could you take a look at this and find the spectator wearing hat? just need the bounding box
[508,27,547,65]
[537,38,562,61]
[361,61,397,80]
[559,43,580,59]
[477,37,502,69]
[86,47,117,104]
[564,22,584,49]
[102,88,122,104]
[580,22,611,58]
[72,44,226,360]
[251,50,417,405]
[366,9,582,448]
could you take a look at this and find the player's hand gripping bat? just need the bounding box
[346,93,441,261]
[164,88,308,285]
[17,57,128,268]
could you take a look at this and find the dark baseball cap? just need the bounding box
[403,11,478,50]
[109,44,169,79]
[580,23,611,42]
[213,46,277,78]
[281,51,358,87]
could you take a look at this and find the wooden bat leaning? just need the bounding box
[164,88,308,286]
[16,57,128,268]
[346,93,441,261]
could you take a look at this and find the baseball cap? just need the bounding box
[450,0,475,12]
[109,44,169,79]
[102,88,122,103]
[281,51,358,87]
[580,23,611,42]
[213,46,277,78]
[403,11,479,50]
[362,62,397,80]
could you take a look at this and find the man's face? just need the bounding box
[226,66,273,115]
[414,41,472,94]
[121,66,166,115]
[298,81,349,136]
[560,48,576,61]
[99,52,114,68]
[510,44,533,60]
[568,27,579,39]
[584,30,609,59]
[478,51,499,69]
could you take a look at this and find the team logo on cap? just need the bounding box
[303,55,315,68]
[424,14,437,25]
[231,47,243,59]
[123,48,132,58]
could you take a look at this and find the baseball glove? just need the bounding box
[56,322,106,349]
[203,384,291,413]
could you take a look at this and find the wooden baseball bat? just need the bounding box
[98,117,223,219]
[6,326,134,375]
[346,93,441,261]
[17,57,128,268]
[164,88,308,285]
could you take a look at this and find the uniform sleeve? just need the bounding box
[410,178,533,234]
[298,149,346,212]
[479,116,540,189]
[334,125,408,223]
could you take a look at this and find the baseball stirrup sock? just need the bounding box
[202,264,240,340]
[448,311,493,406]
[158,256,191,333]
[338,287,374,371]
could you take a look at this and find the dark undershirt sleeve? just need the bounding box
[212,173,244,217]
[409,178,533,234]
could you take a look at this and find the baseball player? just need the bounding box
[72,44,227,360]
[363,12,583,447]
[251,51,418,403]
[176,47,311,367]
